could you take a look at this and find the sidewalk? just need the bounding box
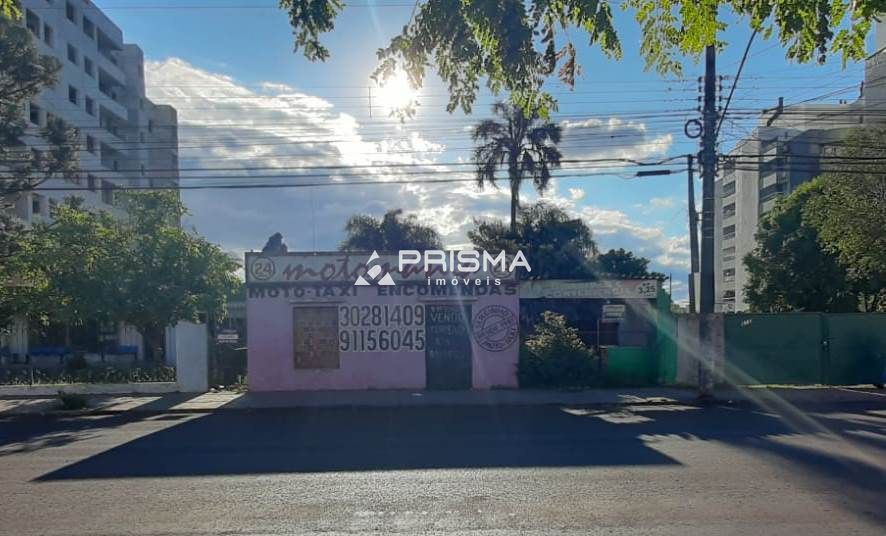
[0,385,883,417]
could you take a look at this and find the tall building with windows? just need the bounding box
[3,0,179,358]
[14,0,178,224]
[713,23,885,312]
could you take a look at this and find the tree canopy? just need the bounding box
[1,14,80,330]
[472,102,562,232]
[280,0,881,115]
[804,128,886,291]
[743,179,861,313]
[340,208,443,251]
[596,248,665,280]
[468,202,597,279]
[4,192,241,358]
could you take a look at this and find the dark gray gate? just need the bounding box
[425,304,473,390]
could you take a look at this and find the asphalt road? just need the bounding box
[0,400,884,535]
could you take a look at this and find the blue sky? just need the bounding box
[93,0,870,301]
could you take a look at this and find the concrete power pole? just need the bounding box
[698,44,718,395]
[687,154,699,314]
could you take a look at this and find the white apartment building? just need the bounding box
[2,0,179,359]
[713,23,886,312]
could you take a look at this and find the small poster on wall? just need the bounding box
[293,306,340,369]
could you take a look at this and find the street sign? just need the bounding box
[601,304,626,323]
[217,330,240,344]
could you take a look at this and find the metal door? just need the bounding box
[425,304,472,389]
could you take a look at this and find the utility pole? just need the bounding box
[687,154,699,314]
[698,44,718,395]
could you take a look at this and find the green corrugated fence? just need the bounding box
[724,313,886,385]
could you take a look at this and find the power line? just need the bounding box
[10,168,687,193]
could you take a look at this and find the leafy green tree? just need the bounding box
[340,208,443,251]
[472,102,562,233]
[7,192,241,359]
[1,13,80,331]
[1,14,80,253]
[743,180,860,313]
[0,0,20,19]
[468,202,596,279]
[596,248,665,280]
[3,199,125,335]
[281,0,878,115]
[804,128,886,310]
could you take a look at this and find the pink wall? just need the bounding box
[247,284,519,391]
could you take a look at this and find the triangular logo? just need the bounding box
[353,250,396,286]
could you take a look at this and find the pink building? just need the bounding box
[245,252,520,391]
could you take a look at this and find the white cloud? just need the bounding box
[559,117,673,162]
[145,58,689,297]
[568,187,586,201]
[649,196,677,208]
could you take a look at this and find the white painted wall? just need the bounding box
[172,322,209,392]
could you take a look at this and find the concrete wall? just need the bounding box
[172,322,209,392]
[673,314,725,387]
[247,285,520,391]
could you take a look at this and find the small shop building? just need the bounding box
[245,251,521,391]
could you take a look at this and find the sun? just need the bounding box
[375,70,419,112]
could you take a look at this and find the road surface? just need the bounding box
[1,401,884,535]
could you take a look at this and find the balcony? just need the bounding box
[96,28,127,84]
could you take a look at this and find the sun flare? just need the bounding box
[375,71,419,111]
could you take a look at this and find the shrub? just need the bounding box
[57,392,88,411]
[519,311,601,388]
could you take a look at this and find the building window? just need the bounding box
[140,164,146,176]
[147,120,154,133]
[67,43,78,65]
[43,23,54,47]
[722,181,736,197]
[25,10,41,37]
[139,131,145,143]
[68,85,79,105]
[31,194,42,217]
[86,135,96,154]
[85,96,95,116]
[84,57,94,77]
[723,268,736,283]
[722,246,736,264]
[82,17,95,39]
[723,202,736,218]
[29,103,42,125]
[723,224,736,240]
[101,181,115,205]
[49,199,58,216]
[65,2,77,23]
[87,175,97,191]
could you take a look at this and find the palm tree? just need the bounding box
[340,209,442,251]
[472,102,563,233]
